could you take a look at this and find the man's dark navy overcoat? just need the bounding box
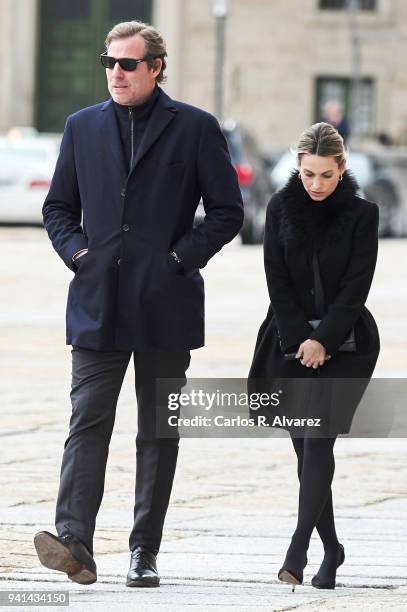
[43,88,244,350]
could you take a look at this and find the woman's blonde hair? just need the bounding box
[296,122,346,167]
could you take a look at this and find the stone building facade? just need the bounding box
[1,0,407,150]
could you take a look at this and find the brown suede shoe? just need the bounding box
[34,531,97,585]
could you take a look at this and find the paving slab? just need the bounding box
[0,228,406,611]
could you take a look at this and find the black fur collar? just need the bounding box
[275,169,359,246]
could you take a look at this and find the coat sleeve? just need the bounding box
[264,197,313,351]
[42,116,88,272]
[170,113,244,273]
[309,202,379,355]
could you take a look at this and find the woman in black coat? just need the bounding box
[249,123,380,591]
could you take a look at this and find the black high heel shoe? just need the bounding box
[278,549,308,592]
[311,543,345,589]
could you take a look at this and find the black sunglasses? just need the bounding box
[100,52,149,71]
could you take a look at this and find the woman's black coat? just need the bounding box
[249,170,380,435]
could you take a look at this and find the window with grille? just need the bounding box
[315,77,375,137]
[319,0,376,10]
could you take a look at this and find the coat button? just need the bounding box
[121,188,126,197]
[117,258,121,265]
[122,224,130,232]
[310,288,315,295]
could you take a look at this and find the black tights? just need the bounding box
[290,437,339,554]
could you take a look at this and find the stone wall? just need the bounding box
[156,0,407,150]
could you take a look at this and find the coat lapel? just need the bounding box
[129,88,178,174]
[100,99,127,183]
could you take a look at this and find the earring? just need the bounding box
[298,172,301,179]
[339,174,343,181]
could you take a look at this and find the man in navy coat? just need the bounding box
[34,20,243,587]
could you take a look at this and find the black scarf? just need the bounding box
[275,169,360,247]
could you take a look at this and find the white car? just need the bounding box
[0,131,61,223]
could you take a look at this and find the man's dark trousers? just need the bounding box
[55,347,191,557]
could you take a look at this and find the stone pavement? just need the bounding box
[0,228,406,611]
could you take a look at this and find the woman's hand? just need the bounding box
[296,339,331,368]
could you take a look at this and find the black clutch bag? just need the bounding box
[308,319,356,352]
